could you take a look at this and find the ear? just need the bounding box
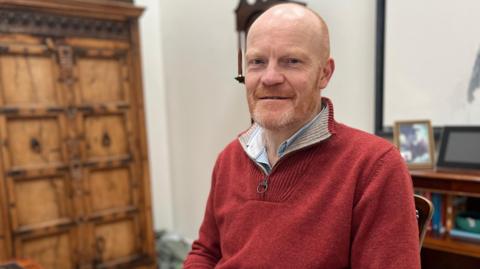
[318,58,335,89]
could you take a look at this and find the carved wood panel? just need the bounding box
[77,57,126,104]
[87,167,134,213]
[17,231,76,269]
[5,117,64,168]
[12,176,71,229]
[92,217,142,267]
[0,53,60,106]
[84,114,129,159]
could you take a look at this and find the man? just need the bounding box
[184,3,420,268]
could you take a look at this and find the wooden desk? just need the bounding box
[412,170,480,196]
[411,170,480,268]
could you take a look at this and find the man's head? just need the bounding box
[245,3,335,132]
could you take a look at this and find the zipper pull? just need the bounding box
[257,178,268,193]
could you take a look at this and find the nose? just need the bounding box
[260,62,284,86]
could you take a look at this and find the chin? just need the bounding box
[252,110,296,131]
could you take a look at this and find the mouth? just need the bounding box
[259,96,290,100]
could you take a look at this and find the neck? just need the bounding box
[263,127,297,167]
[263,115,317,167]
[261,101,324,167]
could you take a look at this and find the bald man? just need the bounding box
[184,4,420,269]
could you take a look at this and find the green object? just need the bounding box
[155,230,192,269]
[456,211,480,234]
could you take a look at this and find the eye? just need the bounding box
[247,58,267,70]
[248,58,266,65]
[286,58,301,65]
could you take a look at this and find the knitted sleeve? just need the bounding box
[183,160,222,268]
[350,147,421,269]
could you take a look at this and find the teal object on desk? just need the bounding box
[456,211,480,234]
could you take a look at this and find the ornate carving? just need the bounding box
[57,45,75,82]
[0,9,129,40]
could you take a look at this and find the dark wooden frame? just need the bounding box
[374,0,387,137]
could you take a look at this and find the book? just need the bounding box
[450,228,480,243]
[431,193,443,234]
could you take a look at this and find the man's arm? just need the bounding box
[183,169,222,268]
[350,147,421,269]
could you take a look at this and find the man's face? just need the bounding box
[245,18,333,132]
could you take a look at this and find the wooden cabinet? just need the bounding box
[0,1,156,268]
[412,170,480,268]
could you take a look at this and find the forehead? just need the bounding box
[246,5,323,54]
[246,22,320,57]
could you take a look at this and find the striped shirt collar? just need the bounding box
[239,98,336,172]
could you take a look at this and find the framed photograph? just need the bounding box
[437,126,480,172]
[393,120,435,169]
[375,0,480,138]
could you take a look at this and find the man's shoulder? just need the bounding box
[215,136,246,162]
[332,123,406,179]
[334,122,395,152]
[210,136,251,176]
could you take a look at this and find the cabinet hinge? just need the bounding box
[0,45,9,54]
[7,169,26,178]
[0,107,19,115]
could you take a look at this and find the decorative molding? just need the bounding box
[0,8,130,40]
[0,0,143,19]
[108,0,134,3]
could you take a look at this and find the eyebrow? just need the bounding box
[245,51,313,64]
[245,49,310,59]
[245,49,262,60]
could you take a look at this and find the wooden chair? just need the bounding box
[414,194,434,247]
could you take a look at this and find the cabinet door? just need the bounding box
[68,38,154,268]
[0,35,78,269]
[81,114,144,267]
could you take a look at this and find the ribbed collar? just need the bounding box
[239,97,336,161]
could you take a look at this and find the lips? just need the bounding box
[259,96,290,100]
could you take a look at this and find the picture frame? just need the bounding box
[393,120,435,169]
[437,126,480,172]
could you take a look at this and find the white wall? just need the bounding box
[313,1,377,131]
[158,0,249,239]
[137,0,174,231]
[140,0,377,239]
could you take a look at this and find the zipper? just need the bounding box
[253,162,268,199]
[252,151,295,199]
[253,143,319,198]
[257,177,268,194]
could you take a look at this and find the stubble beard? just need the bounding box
[252,107,296,131]
[251,98,320,132]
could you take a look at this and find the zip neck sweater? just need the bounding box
[184,99,420,269]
